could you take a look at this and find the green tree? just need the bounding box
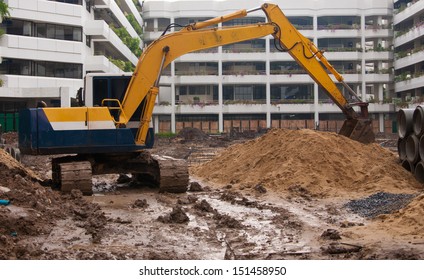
[0,0,10,87]
[0,1,10,19]
[0,0,10,36]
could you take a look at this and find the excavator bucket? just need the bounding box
[338,119,375,144]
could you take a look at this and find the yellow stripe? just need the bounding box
[87,108,116,122]
[43,107,114,122]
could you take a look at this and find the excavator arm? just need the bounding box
[118,3,374,144]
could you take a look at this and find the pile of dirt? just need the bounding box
[192,128,422,198]
[177,128,209,141]
[0,149,106,259]
[376,194,424,235]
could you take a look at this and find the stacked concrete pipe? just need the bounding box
[398,106,424,183]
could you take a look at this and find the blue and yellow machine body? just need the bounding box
[19,107,154,155]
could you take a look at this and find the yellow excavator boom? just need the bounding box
[118,3,374,144]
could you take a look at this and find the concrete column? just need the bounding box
[313,16,319,129]
[154,115,159,133]
[218,47,224,133]
[379,113,384,133]
[154,18,158,32]
[266,37,271,129]
[171,59,176,133]
[378,84,384,102]
[266,82,271,128]
[314,83,319,128]
[60,87,70,107]
[361,14,366,101]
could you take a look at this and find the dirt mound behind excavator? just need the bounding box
[192,128,421,198]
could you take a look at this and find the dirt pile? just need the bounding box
[192,128,422,198]
[0,149,106,259]
[376,194,424,235]
[177,127,209,141]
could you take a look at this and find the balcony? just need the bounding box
[6,0,82,25]
[395,74,424,93]
[394,50,424,69]
[364,51,392,61]
[364,28,392,38]
[316,29,361,38]
[394,0,424,24]
[394,23,424,47]
[85,55,122,74]
[364,73,392,83]
[0,35,82,63]
[85,20,138,65]
[153,102,395,115]
[94,0,140,39]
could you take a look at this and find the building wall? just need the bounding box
[143,0,396,134]
[393,0,424,104]
[0,0,142,118]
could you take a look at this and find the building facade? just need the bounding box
[0,0,142,131]
[144,0,396,134]
[0,0,406,135]
[393,0,424,103]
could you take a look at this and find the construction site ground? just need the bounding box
[0,128,423,260]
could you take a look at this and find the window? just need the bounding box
[1,20,84,42]
[0,58,82,79]
[55,25,65,40]
[36,23,47,37]
[49,0,82,4]
[1,19,33,36]
[46,24,55,39]
[235,86,253,100]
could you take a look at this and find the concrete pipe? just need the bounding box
[398,137,407,161]
[397,108,415,138]
[413,106,424,137]
[414,161,424,183]
[402,159,415,174]
[406,134,420,163]
[420,134,424,161]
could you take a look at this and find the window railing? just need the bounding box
[292,24,313,30]
[318,24,360,30]
[223,100,267,105]
[222,47,266,53]
[396,46,424,59]
[395,21,424,38]
[319,47,363,52]
[175,70,218,76]
[222,70,266,75]
[271,99,314,104]
[270,69,307,75]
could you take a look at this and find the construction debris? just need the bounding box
[1,128,424,260]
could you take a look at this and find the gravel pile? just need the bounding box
[344,192,416,218]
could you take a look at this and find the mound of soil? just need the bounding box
[0,149,106,259]
[376,194,424,235]
[192,128,422,198]
[177,128,209,141]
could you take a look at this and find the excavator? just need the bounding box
[18,3,374,195]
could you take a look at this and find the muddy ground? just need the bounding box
[0,129,423,260]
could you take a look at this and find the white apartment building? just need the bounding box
[0,0,142,131]
[0,0,399,135]
[144,0,396,134]
[393,0,424,102]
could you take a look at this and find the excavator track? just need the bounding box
[52,159,93,195]
[127,152,189,193]
[151,155,189,193]
[51,151,189,195]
